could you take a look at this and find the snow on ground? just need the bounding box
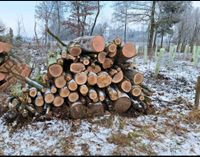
[0,52,200,155]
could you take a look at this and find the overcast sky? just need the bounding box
[0,1,199,38]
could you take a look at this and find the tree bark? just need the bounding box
[90,1,100,36]
[194,76,200,109]
[147,1,156,60]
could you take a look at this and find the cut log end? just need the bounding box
[70,63,85,73]
[91,35,105,52]
[108,43,117,53]
[87,72,97,85]
[59,87,70,98]
[69,46,82,57]
[79,85,89,96]
[35,96,44,107]
[97,72,112,88]
[122,43,136,58]
[75,72,87,85]
[48,64,63,77]
[113,37,122,46]
[29,87,37,98]
[120,80,132,93]
[44,93,55,104]
[134,73,144,85]
[132,86,142,97]
[55,75,66,88]
[68,92,79,103]
[68,79,78,91]
[112,70,123,83]
[53,96,64,107]
[103,58,113,69]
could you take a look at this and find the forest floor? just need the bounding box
[0,46,200,155]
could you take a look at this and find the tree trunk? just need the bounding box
[195,76,200,109]
[147,1,156,60]
[153,29,157,53]
[90,1,100,36]
[160,32,164,48]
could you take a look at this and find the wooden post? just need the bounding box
[194,76,200,109]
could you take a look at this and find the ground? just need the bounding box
[0,47,200,155]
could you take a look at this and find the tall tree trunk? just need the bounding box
[153,28,157,53]
[181,37,186,53]
[90,1,100,36]
[147,1,156,60]
[124,8,128,43]
[56,1,61,38]
[34,21,40,48]
[176,22,184,52]
[160,31,164,48]
[76,1,81,37]
[45,21,48,46]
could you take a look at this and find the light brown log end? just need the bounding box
[48,64,63,77]
[53,95,64,107]
[68,92,79,103]
[87,72,97,85]
[132,85,142,97]
[79,85,89,96]
[122,43,136,58]
[120,80,132,93]
[91,35,105,52]
[44,93,55,104]
[59,86,70,98]
[97,72,112,88]
[70,63,85,73]
[69,46,82,57]
[112,70,124,83]
[133,72,144,85]
[55,75,67,88]
[75,72,87,85]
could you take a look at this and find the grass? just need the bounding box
[185,109,200,123]
[107,133,132,147]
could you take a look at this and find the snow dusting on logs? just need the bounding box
[7,34,154,119]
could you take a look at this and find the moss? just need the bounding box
[10,81,22,97]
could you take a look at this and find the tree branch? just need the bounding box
[46,27,67,46]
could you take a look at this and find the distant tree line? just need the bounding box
[1,1,199,57]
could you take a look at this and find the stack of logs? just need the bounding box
[7,35,153,119]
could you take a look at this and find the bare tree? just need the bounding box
[34,18,40,47]
[112,1,135,43]
[189,8,200,53]
[50,1,66,38]
[63,1,100,37]
[35,1,55,45]
[90,1,100,36]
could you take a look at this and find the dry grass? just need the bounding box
[185,109,200,123]
[107,133,132,147]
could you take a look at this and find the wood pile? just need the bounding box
[0,42,31,92]
[6,35,153,119]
